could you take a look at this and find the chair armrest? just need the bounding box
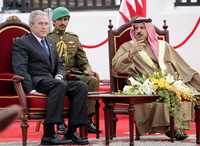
[113,73,129,79]
[112,70,129,79]
[0,73,24,82]
[0,73,28,111]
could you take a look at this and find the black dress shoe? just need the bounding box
[88,121,98,133]
[165,129,188,141]
[64,132,89,145]
[57,123,66,135]
[175,130,188,141]
[41,134,71,145]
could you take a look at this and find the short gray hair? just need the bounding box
[29,10,48,25]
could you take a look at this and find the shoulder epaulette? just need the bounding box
[65,32,78,37]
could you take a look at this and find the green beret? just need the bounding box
[52,7,70,20]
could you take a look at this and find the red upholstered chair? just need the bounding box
[107,19,171,140]
[0,16,71,146]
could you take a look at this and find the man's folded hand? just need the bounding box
[66,74,81,80]
[28,90,46,96]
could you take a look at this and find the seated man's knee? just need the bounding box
[53,79,67,90]
[88,76,99,91]
[76,80,88,91]
[90,76,99,84]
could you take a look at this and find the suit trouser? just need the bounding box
[80,75,99,114]
[36,78,88,127]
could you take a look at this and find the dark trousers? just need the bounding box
[36,78,88,127]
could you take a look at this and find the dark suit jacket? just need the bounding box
[12,33,65,94]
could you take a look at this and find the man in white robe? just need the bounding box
[112,17,200,140]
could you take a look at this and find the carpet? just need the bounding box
[0,99,197,145]
[0,115,196,143]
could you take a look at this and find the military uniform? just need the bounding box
[48,29,99,114]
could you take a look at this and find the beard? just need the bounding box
[136,36,144,41]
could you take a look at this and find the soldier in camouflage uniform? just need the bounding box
[48,7,100,133]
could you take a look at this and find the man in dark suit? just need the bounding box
[12,10,89,145]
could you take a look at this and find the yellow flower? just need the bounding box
[150,78,170,89]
